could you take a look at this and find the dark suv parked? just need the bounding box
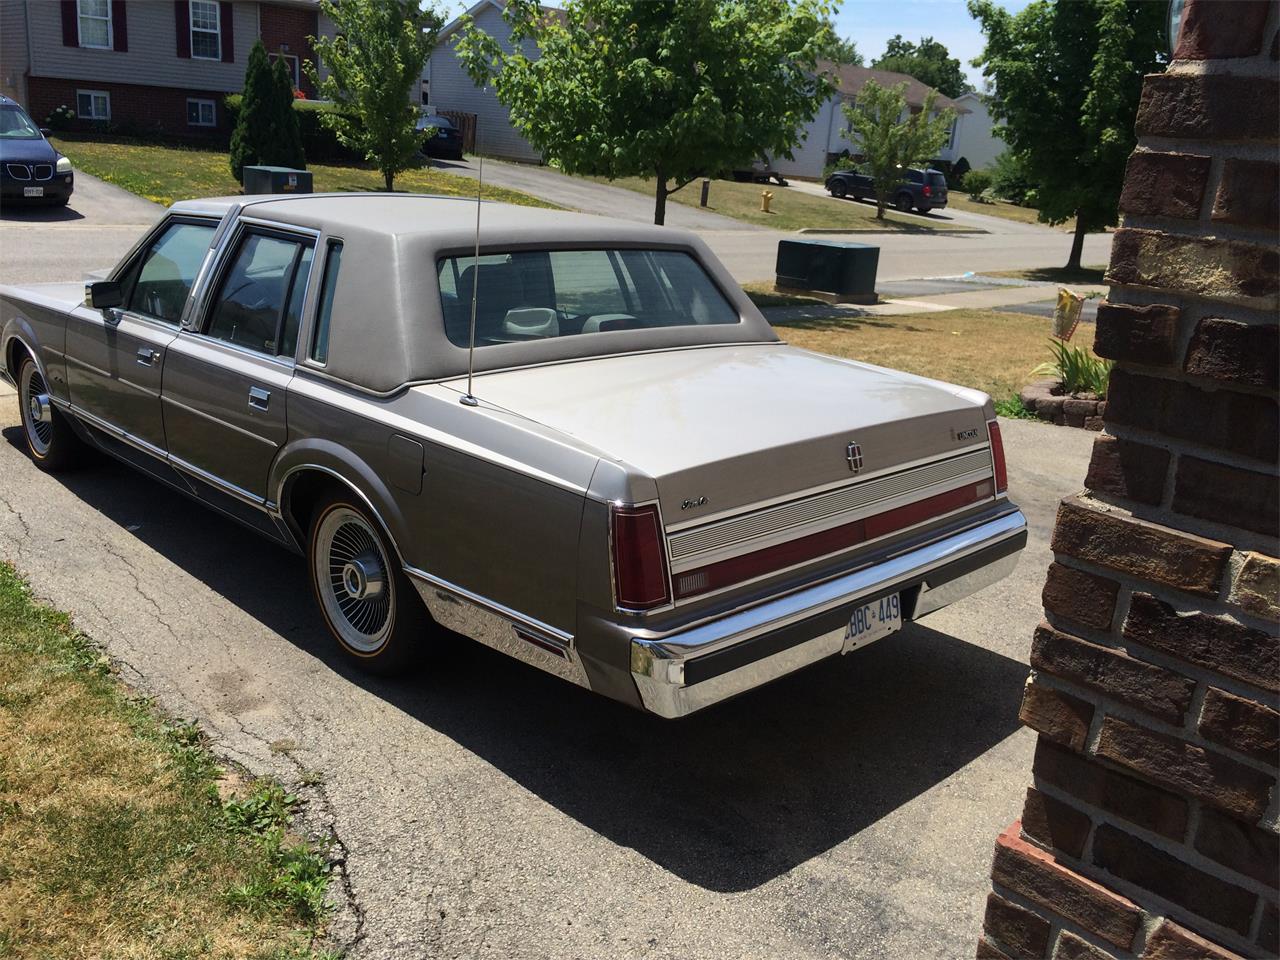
[416,113,464,161]
[0,95,74,207]
[825,166,948,214]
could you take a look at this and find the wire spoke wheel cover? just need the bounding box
[313,505,395,655]
[19,361,54,458]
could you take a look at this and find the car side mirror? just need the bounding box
[85,281,123,310]
[39,127,52,138]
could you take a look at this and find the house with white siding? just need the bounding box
[949,90,1004,172]
[771,61,972,180]
[0,0,332,137]
[422,0,548,162]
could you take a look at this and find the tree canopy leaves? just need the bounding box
[307,0,442,191]
[457,0,837,224]
[229,41,305,183]
[872,35,967,99]
[969,0,1165,267]
[843,80,955,219]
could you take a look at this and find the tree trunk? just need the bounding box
[384,169,394,192]
[875,192,886,220]
[653,174,668,226]
[1066,212,1088,271]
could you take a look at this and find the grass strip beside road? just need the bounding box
[590,175,980,232]
[53,136,559,209]
[979,265,1108,287]
[0,561,334,958]
[768,306,1057,404]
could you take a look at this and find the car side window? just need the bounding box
[125,221,216,324]
[205,231,314,358]
[310,241,342,365]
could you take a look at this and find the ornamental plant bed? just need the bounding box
[1019,378,1106,430]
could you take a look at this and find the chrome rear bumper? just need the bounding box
[629,509,1027,718]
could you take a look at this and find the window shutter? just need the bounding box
[112,0,128,51]
[174,0,190,58]
[60,0,78,46]
[219,1,234,62]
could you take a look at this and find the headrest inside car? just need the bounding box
[503,307,559,339]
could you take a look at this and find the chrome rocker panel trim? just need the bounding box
[629,509,1027,719]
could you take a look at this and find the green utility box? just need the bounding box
[242,166,313,196]
[774,239,879,304]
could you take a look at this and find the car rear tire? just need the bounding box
[308,496,431,674]
[17,356,83,471]
[829,180,847,198]
[895,193,913,212]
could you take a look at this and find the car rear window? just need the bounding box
[928,172,948,189]
[436,248,739,348]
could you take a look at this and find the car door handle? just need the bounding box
[136,346,157,366]
[248,386,271,412]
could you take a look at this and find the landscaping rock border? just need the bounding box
[1019,379,1106,430]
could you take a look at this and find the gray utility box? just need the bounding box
[775,238,879,304]
[242,165,313,196]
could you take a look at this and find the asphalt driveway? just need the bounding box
[0,371,1094,958]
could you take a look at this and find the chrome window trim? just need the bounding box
[106,214,221,326]
[186,217,321,363]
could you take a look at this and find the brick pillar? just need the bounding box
[978,2,1280,959]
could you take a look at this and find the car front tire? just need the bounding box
[829,180,847,198]
[16,356,83,471]
[307,496,431,674]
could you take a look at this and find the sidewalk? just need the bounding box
[760,280,1066,323]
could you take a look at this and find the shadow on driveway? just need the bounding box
[0,201,85,223]
[12,427,1028,892]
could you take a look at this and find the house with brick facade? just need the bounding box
[0,0,333,137]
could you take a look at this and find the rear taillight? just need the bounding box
[923,185,932,197]
[611,504,671,611]
[987,419,1008,494]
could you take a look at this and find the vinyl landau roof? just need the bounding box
[170,193,778,394]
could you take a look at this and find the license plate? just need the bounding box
[23,186,43,197]
[842,593,902,654]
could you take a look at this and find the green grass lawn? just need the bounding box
[53,135,559,209]
[981,265,1108,286]
[0,561,334,957]
[589,175,981,233]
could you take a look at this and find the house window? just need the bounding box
[76,89,110,121]
[77,0,111,49]
[190,0,221,60]
[269,53,300,89]
[187,98,216,127]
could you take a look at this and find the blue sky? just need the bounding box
[830,0,1034,90]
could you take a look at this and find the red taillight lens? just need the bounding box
[988,419,1008,494]
[611,504,671,611]
[923,185,932,197]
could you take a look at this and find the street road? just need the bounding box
[1,173,1098,958]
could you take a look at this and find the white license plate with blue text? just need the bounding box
[842,593,902,654]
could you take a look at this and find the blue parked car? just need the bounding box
[0,95,74,207]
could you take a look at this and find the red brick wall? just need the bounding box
[258,2,319,97]
[28,76,230,138]
[979,1,1280,958]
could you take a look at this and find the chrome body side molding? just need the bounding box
[404,566,590,689]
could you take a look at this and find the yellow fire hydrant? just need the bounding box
[760,189,774,213]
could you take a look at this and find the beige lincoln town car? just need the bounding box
[0,194,1025,717]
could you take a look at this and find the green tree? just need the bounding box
[969,0,1165,270]
[229,40,304,183]
[823,33,864,66]
[872,35,967,98]
[843,79,954,219]
[457,0,836,225]
[307,0,442,191]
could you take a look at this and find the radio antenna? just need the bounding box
[460,148,483,407]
